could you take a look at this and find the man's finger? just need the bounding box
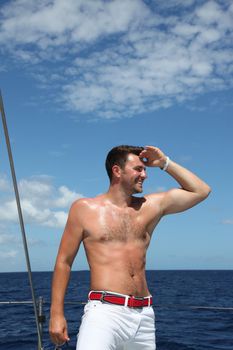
[50,331,67,345]
[64,329,70,341]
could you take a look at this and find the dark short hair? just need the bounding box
[105,145,144,181]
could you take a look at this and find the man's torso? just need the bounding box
[78,194,162,296]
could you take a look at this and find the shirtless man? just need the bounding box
[49,145,211,349]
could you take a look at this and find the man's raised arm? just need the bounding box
[49,200,84,346]
[140,146,211,215]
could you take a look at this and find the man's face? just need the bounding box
[120,153,147,194]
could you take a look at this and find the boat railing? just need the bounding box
[1,297,233,350]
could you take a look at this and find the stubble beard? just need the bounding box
[133,180,143,194]
[121,173,144,195]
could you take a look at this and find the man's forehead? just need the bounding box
[126,153,144,165]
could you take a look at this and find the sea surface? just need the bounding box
[0,270,233,350]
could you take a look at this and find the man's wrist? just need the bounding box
[50,305,64,317]
[160,156,170,171]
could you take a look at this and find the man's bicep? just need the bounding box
[161,188,203,215]
[57,202,84,266]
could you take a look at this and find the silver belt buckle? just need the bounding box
[100,291,107,303]
[134,296,144,301]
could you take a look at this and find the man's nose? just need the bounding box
[141,169,147,179]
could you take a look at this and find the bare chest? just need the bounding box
[84,208,149,243]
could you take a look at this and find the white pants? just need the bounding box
[76,300,156,350]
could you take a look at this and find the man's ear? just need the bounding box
[112,164,121,179]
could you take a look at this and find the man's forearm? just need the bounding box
[165,159,211,197]
[50,261,71,317]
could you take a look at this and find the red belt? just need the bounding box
[88,291,153,308]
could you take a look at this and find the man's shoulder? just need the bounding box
[70,195,104,211]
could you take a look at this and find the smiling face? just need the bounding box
[120,153,147,194]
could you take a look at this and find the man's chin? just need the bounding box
[133,186,143,194]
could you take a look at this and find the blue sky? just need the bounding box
[0,0,232,272]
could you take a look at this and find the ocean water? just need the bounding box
[0,270,233,350]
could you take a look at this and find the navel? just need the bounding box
[128,262,136,278]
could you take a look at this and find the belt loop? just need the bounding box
[124,295,129,307]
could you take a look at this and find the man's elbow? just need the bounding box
[55,256,72,271]
[198,184,211,200]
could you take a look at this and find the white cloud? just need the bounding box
[0,200,18,221]
[19,178,52,199]
[0,233,19,245]
[0,0,148,49]
[222,219,233,225]
[0,249,18,259]
[0,0,233,118]
[0,175,83,228]
[53,186,80,207]
[42,211,68,228]
[0,174,11,191]
[0,231,45,247]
